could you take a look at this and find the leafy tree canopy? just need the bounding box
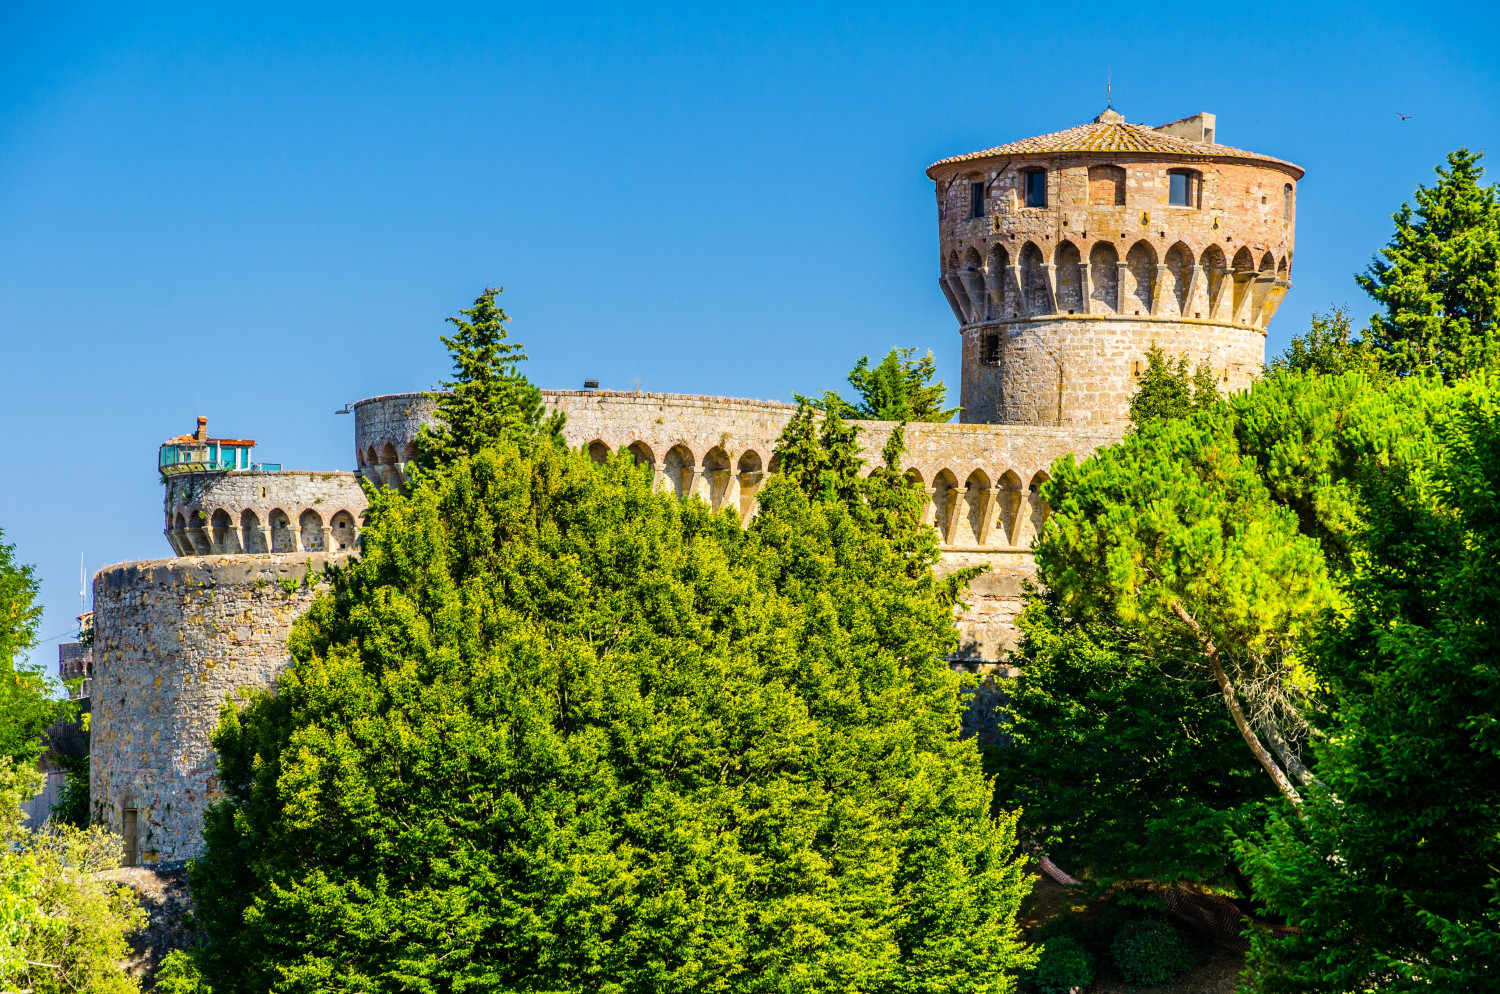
[179,297,1034,994]
[814,348,959,423]
[1267,307,1385,380]
[416,286,564,466]
[1357,148,1500,381]
[0,529,72,765]
[1240,375,1500,992]
[1126,343,1219,430]
[0,758,145,994]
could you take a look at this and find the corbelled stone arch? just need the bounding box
[1277,256,1289,280]
[932,469,960,546]
[1053,241,1083,314]
[1163,242,1194,317]
[628,440,655,469]
[961,246,987,322]
[997,470,1024,546]
[210,509,237,554]
[401,441,418,463]
[1019,241,1052,316]
[986,243,1011,317]
[298,509,325,552]
[329,510,357,552]
[1259,251,1276,274]
[737,449,765,522]
[240,509,267,554]
[1201,243,1228,319]
[1089,241,1120,312]
[379,441,398,465]
[268,509,295,553]
[1231,246,1257,319]
[663,444,695,498]
[960,469,992,547]
[1021,470,1052,546]
[1124,240,1157,315]
[587,440,610,465]
[703,446,731,511]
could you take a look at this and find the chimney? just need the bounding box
[195,416,208,442]
[1155,112,1216,145]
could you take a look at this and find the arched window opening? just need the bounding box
[1089,241,1120,312]
[1283,183,1294,220]
[330,511,357,552]
[269,510,294,554]
[1168,169,1201,208]
[1054,241,1083,313]
[240,509,266,553]
[299,510,325,552]
[1125,241,1157,314]
[1164,243,1194,316]
[663,445,694,498]
[587,441,610,465]
[1088,165,1125,206]
[628,441,654,469]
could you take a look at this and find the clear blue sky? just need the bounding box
[3,1,1497,662]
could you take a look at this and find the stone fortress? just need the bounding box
[87,107,1300,867]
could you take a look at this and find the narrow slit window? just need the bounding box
[1283,184,1294,220]
[1024,170,1047,208]
[969,181,985,219]
[122,808,139,867]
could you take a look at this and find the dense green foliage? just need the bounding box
[178,303,1034,994]
[416,287,564,465]
[1023,936,1093,994]
[1239,376,1500,992]
[0,758,145,994]
[1266,307,1382,380]
[1109,919,1192,986]
[0,528,72,765]
[816,348,959,423]
[1357,148,1500,380]
[1126,343,1219,428]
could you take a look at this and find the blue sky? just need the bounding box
[2,1,1497,663]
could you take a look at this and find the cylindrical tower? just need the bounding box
[927,108,1303,425]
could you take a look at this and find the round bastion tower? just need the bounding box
[928,108,1302,425]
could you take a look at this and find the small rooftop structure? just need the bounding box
[158,416,279,476]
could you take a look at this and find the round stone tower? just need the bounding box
[927,108,1303,426]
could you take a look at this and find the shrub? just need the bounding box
[1028,934,1095,993]
[1111,918,1193,985]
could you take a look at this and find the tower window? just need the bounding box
[969,181,985,219]
[1283,183,1294,219]
[1023,170,1047,208]
[981,333,1000,366]
[1168,169,1201,207]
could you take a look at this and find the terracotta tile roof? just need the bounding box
[927,119,1302,178]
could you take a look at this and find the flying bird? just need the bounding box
[1397,112,1412,121]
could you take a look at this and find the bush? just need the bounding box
[1028,934,1095,993]
[1111,918,1193,985]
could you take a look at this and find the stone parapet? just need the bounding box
[163,471,366,558]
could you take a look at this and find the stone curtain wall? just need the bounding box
[354,390,1123,662]
[163,471,367,558]
[90,553,341,867]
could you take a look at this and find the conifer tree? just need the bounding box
[176,303,1036,994]
[1126,343,1219,430]
[416,286,563,466]
[1357,148,1500,380]
[818,348,959,423]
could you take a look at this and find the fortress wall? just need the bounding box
[91,553,341,867]
[164,471,367,557]
[354,389,1123,663]
[959,316,1265,426]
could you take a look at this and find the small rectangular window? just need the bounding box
[982,334,1001,366]
[1024,171,1047,208]
[1168,170,1199,208]
[969,182,985,219]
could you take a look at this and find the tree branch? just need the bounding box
[1170,600,1303,808]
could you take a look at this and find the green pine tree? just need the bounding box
[415,287,563,466]
[816,348,959,423]
[0,529,71,766]
[1267,307,1383,379]
[1357,148,1500,381]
